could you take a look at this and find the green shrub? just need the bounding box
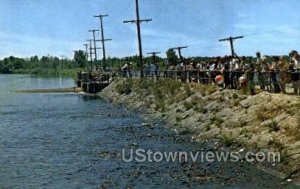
[219,134,235,147]
[116,79,133,95]
[191,96,201,106]
[268,120,280,132]
[176,116,182,122]
[232,93,239,99]
[194,106,208,114]
[167,79,182,95]
[184,84,193,96]
[154,98,166,112]
[205,124,211,131]
[256,105,272,121]
[184,101,193,110]
[137,78,154,90]
[210,115,224,127]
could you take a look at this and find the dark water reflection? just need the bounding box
[0,75,294,188]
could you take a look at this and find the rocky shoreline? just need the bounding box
[100,78,300,185]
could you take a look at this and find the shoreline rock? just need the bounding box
[100,78,300,185]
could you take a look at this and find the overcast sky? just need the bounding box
[0,0,299,59]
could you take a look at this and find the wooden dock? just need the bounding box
[16,71,112,94]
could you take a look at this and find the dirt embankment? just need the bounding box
[100,78,300,183]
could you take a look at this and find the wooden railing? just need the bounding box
[116,69,300,94]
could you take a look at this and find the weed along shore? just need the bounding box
[100,78,300,185]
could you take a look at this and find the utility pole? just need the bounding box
[88,29,99,63]
[83,43,89,70]
[123,0,152,78]
[83,43,89,60]
[147,51,161,64]
[86,39,93,70]
[95,47,103,67]
[170,46,188,62]
[219,36,244,58]
[147,51,161,57]
[94,14,112,68]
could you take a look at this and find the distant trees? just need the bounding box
[73,50,87,68]
[0,56,26,73]
[0,53,270,76]
[166,49,178,66]
[30,55,39,63]
[0,53,241,75]
[0,55,76,74]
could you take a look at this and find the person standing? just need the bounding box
[256,52,269,90]
[246,59,256,95]
[289,51,300,94]
[222,56,231,89]
[278,56,289,94]
[256,52,263,90]
[269,56,281,93]
[128,62,133,78]
[230,58,239,89]
[186,62,194,83]
[121,63,128,77]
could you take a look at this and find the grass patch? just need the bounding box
[233,98,241,107]
[267,139,284,151]
[138,78,183,96]
[256,105,274,121]
[267,120,280,132]
[285,124,300,142]
[240,86,248,95]
[232,93,239,99]
[191,96,201,106]
[219,93,226,102]
[210,115,224,127]
[219,134,235,147]
[184,101,193,110]
[176,116,183,122]
[194,106,208,114]
[116,79,133,95]
[191,83,217,96]
[154,98,166,112]
[175,93,189,102]
[205,124,211,131]
[184,84,194,96]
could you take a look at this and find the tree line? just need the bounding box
[0,48,273,76]
[0,55,77,75]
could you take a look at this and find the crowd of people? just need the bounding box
[119,50,300,95]
[163,51,300,95]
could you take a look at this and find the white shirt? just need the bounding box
[121,64,128,70]
[294,58,299,69]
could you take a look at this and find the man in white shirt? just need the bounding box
[289,51,300,94]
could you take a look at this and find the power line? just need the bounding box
[123,0,152,78]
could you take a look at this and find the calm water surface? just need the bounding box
[0,74,295,188]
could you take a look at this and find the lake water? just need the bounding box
[0,74,295,188]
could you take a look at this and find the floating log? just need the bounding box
[15,87,82,93]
